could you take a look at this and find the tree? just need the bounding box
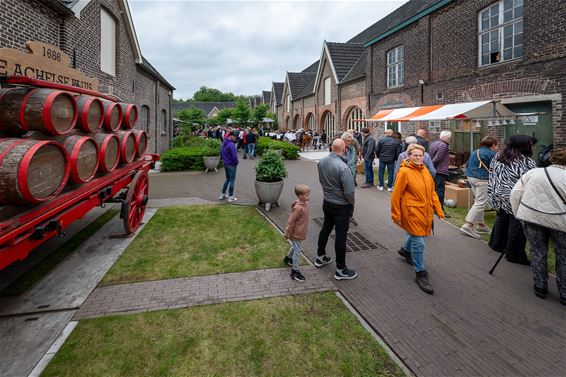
[177,107,205,127]
[231,99,251,125]
[251,103,269,126]
[215,108,233,125]
[192,86,238,102]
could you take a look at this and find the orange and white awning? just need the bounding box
[368,101,515,122]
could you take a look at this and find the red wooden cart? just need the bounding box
[0,76,157,271]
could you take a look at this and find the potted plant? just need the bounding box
[203,139,221,172]
[255,150,287,211]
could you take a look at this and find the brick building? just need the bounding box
[269,0,565,155]
[0,0,174,154]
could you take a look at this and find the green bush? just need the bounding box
[161,145,221,172]
[256,136,299,160]
[255,150,287,182]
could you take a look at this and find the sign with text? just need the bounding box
[0,42,99,91]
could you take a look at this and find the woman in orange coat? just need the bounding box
[391,143,444,294]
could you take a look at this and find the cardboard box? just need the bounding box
[444,182,473,208]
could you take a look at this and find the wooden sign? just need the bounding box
[0,42,99,91]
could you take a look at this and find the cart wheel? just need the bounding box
[124,170,149,234]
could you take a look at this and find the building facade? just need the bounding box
[0,0,174,154]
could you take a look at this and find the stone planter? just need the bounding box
[203,156,220,172]
[255,180,284,211]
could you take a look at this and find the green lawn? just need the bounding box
[0,209,119,297]
[41,292,403,377]
[101,205,292,286]
[444,207,556,273]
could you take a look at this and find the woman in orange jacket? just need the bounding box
[391,143,444,294]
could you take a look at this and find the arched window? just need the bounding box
[323,112,336,140]
[285,116,290,130]
[293,114,301,130]
[347,107,364,132]
[160,109,167,133]
[306,113,315,130]
[140,105,149,133]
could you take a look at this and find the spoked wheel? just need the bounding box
[123,170,149,234]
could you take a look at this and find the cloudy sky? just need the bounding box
[129,0,409,100]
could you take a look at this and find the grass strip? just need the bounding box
[0,209,119,297]
[101,205,292,286]
[42,292,403,377]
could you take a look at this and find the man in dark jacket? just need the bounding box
[220,131,239,202]
[375,129,401,191]
[428,130,452,216]
[361,128,376,188]
[416,129,429,151]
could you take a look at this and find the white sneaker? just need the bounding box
[460,224,481,239]
[387,187,393,192]
[377,186,384,191]
[228,196,238,202]
[219,194,227,200]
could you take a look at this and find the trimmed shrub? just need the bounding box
[255,150,287,182]
[256,136,299,160]
[161,137,221,171]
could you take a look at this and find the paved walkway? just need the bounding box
[149,152,566,377]
[75,266,335,319]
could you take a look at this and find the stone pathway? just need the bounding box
[75,266,335,320]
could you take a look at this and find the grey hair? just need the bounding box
[440,130,452,139]
[405,136,418,144]
[341,131,353,140]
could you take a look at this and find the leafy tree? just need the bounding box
[192,86,238,102]
[215,108,233,125]
[177,107,205,126]
[231,99,251,125]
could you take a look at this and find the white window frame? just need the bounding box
[428,120,441,133]
[478,0,523,66]
[387,46,404,88]
[286,94,290,112]
[307,113,316,130]
[100,8,116,76]
[324,77,331,105]
[140,105,150,134]
[347,107,365,132]
[323,112,336,139]
[160,109,167,134]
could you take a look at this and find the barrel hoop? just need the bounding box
[0,139,27,169]
[43,91,77,135]
[18,90,35,132]
[17,141,70,203]
[92,98,104,130]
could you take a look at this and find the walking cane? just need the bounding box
[489,251,505,275]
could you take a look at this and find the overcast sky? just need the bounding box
[129,0,409,100]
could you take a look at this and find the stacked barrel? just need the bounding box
[0,86,148,205]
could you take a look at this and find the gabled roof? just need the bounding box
[347,0,451,46]
[287,71,316,100]
[139,56,175,90]
[262,91,272,104]
[340,50,367,85]
[326,42,364,83]
[302,60,320,73]
[294,74,316,100]
[272,82,284,105]
[173,101,235,117]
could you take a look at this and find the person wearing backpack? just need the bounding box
[460,136,498,238]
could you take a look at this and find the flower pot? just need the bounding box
[203,156,220,172]
[255,180,284,211]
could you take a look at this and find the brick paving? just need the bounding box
[148,153,566,377]
[75,266,335,320]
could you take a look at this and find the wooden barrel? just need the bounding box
[116,130,136,164]
[23,88,77,135]
[58,135,99,183]
[119,103,138,129]
[76,95,104,132]
[131,130,147,157]
[101,100,122,132]
[0,138,70,205]
[0,87,32,135]
[92,133,120,173]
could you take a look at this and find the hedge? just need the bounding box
[161,137,221,172]
[257,137,299,159]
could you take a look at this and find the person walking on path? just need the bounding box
[316,139,357,280]
[488,135,537,265]
[219,130,239,202]
[361,127,376,188]
[395,136,436,177]
[283,184,311,282]
[391,144,444,294]
[511,147,566,304]
[460,136,498,238]
[429,130,452,217]
[375,129,401,191]
[246,128,257,159]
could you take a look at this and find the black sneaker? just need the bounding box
[397,248,413,265]
[314,255,333,267]
[283,256,293,267]
[415,270,434,294]
[334,268,358,280]
[290,269,306,282]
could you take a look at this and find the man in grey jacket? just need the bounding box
[315,139,357,280]
[361,127,376,188]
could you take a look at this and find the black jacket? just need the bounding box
[362,135,376,161]
[375,136,401,163]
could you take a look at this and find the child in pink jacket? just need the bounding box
[284,184,310,282]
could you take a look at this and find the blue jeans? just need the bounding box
[222,165,237,196]
[364,159,374,185]
[403,234,426,272]
[378,160,395,188]
[247,143,256,157]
